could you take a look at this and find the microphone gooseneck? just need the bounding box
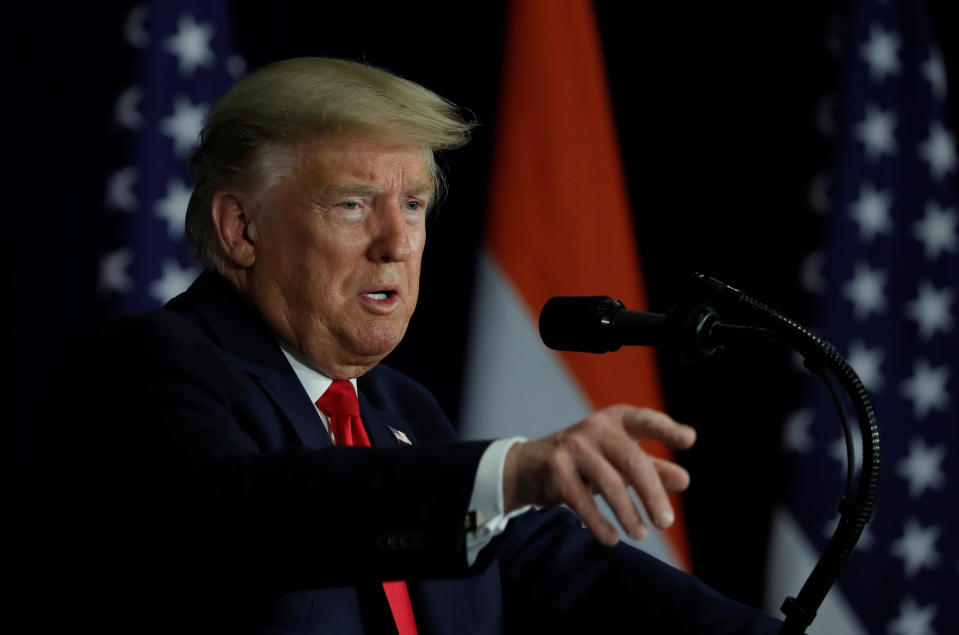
[538,274,879,635]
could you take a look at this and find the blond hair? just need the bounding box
[185,57,475,269]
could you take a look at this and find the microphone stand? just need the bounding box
[681,274,879,635]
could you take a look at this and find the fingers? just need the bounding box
[502,405,695,547]
[652,456,691,493]
[576,407,694,536]
[559,455,627,546]
[621,407,697,450]
[513,439,625,546]
[596,428,675,531]
[570,439,647,543]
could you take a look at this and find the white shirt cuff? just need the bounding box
[465,437,531,566]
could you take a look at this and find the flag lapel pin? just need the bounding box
[388,426,412,446]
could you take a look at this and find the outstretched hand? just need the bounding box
[503,405,696,546]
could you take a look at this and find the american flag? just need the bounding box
[768,1,959,634]
[98,1,241,313]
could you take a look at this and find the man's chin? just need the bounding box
[300,321,407,377]
[327,336,403,377]
[349,341,400,366]
[354,322,407,356]
[305,350,388,379]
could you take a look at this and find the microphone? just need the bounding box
[539,295,773,357]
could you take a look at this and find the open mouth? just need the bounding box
[363,290,396,301]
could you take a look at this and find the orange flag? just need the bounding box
[462,0,691,571]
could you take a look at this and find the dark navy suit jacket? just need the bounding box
[40,271,783,634]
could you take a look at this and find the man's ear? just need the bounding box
[211,189,257,268]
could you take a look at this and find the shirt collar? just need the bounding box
[276,337,358,406]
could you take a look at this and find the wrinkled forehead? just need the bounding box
[248,130,437,200]
[290,133,435,195]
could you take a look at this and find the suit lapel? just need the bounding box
[177,271,332,450]
[232,354,333,450]
[358,389,417,448]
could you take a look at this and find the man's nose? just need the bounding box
[368,202,414,262]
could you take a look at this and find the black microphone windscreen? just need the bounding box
[539,296,622,353]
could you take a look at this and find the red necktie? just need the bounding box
[316,380,418,635]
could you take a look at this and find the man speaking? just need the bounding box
[47,58,782,633]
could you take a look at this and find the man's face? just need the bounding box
[243,134,431,378]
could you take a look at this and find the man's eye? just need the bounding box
[405,201,423,211]
[340,201,359,210]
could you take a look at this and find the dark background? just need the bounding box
[6,0,959,611]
